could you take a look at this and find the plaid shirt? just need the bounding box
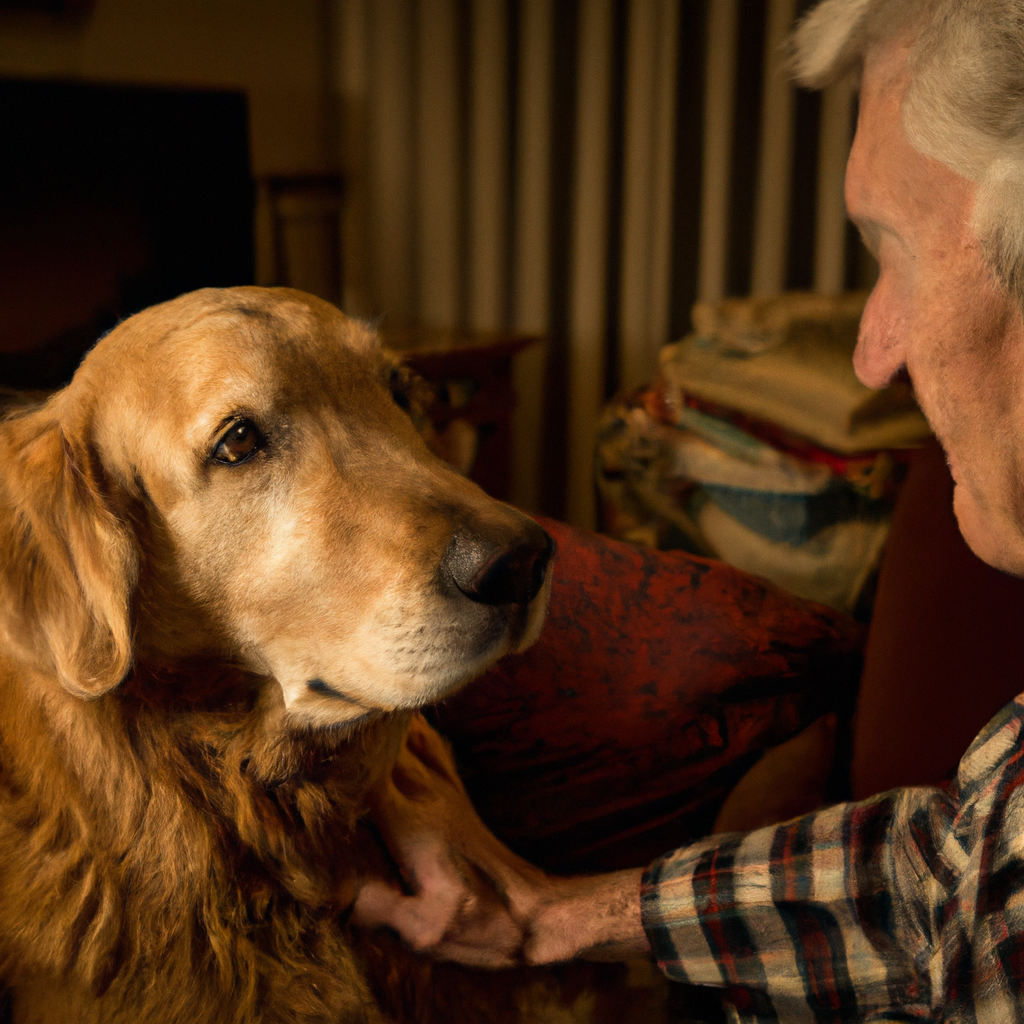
[641,696,1024,1022]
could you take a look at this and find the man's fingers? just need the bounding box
[353,880,524,968]
[352,879,489,949]
[353,714,547,969]
[432,939,520,969]
[351,879,404,928]
[353,880,449,949]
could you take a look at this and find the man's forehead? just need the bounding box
[847,36,974,233]
[861,35,915,93]
[846,46,910,223]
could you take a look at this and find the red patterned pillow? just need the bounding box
[430,517,864,872]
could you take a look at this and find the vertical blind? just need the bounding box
[333,0,868,527]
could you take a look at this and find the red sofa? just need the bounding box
[429,439,1024,874]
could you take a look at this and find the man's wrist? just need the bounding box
[522,867,650,965]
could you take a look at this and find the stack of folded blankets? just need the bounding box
[597,292,931,614]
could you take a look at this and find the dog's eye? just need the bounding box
[212,419,262,465]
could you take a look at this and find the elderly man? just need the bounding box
[355,0,1024,1018]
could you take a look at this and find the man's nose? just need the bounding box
[852,291,906,389]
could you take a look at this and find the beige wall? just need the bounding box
[0,0,333,283]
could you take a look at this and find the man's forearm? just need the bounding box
[524,867,650,965]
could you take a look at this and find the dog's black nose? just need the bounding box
[444,518,554,606]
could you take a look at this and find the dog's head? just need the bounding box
[0,287,552,728]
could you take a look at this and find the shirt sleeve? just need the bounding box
[641,786,957,1021]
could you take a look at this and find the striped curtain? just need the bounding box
[332,0,870,528]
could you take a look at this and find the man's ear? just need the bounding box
[0,405,138,698]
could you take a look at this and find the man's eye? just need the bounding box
[211,419,263,465]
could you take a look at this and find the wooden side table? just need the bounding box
[264,174,345,306]
[382,327,540,502]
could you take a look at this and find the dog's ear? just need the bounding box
[386,356,435,429]
[0,404,138,697]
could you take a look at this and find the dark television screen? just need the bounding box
[0,77,255,389]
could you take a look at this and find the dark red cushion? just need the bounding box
[853,441,1024,798]
[429,517,864,873]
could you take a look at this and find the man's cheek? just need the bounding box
[952,479,1024,579]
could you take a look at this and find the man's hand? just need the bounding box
[352,713,649,968]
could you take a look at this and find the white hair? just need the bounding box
[791,0,1024,307]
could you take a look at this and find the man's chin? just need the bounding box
[952,483,1024,579]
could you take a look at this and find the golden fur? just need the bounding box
[0,287,553,1023]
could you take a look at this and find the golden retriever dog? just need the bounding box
[0,287,554,1023]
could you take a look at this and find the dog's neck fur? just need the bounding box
[0,396,408,1020]
[0,651,404,1022]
